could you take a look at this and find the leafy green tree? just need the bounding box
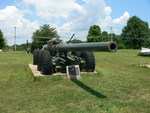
[32,24,59,49]
[0,30,6,49]
[143,40,150,48]
[113,34,125,49]
[87,25,101,42]
[122,16,150,49]
[87,25,101,37]
[96,31,110,42]
[101,31,108,38]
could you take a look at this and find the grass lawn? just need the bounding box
[0,50,150,113]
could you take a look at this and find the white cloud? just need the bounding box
[23,0,116,41]
[23,0,77,19]
[22,0,130,41]
[22,0,107,26]
[58,0,111,40]
[113,11,130,25]
[104,6,112,16]
[0,0,131,45]
[0,6,39,45]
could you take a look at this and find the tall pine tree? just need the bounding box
[32,24,59,49]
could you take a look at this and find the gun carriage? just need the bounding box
[33,37,117,75]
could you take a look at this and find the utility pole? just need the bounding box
[110,27,113,41]
[26,39,29,51]
[27,40,28,48]
[14,27,16,51]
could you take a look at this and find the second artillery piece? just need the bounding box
[33,37,117,75]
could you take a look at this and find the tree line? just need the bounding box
[0,16,150,50]
[87,16,150,49]
[31,16,150,50]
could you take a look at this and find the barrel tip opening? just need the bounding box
[109,42,117,52]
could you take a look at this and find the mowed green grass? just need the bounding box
[0,50,150,113]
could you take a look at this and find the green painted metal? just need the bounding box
[48,41,117,52]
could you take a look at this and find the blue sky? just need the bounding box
[107,0,150,23]
[0,0,150,45]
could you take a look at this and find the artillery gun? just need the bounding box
[33,37,117,75]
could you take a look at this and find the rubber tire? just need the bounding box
[33,49,39,65]
[80,52,95,72]
[41,50,53,75]
[37,50,43,71]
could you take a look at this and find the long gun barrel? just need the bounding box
[34,38,118,75]
[48,41,117,52]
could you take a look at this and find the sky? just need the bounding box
[0,0,150,45]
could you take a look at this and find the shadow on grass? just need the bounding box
[71,80,107,98]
